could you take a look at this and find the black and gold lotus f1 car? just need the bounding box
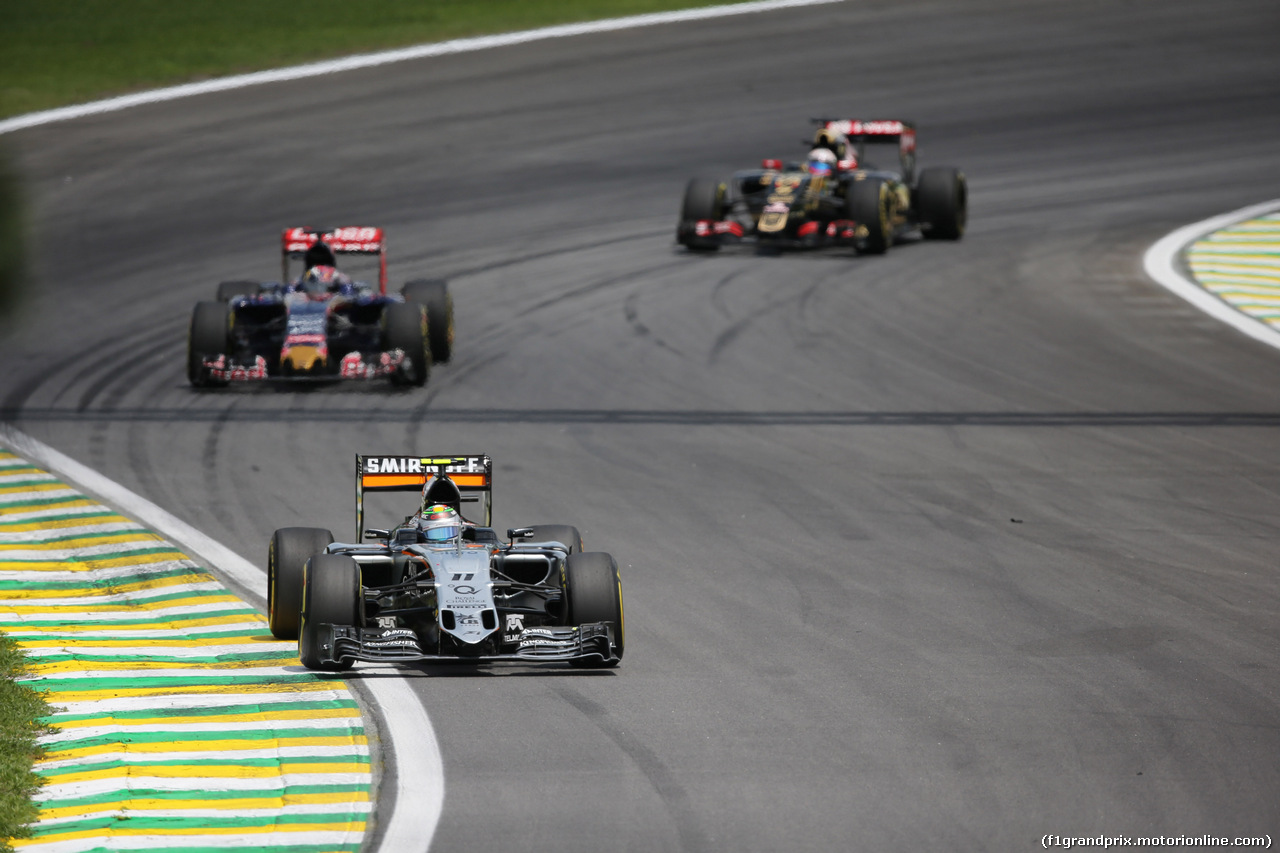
[677,119,966,254]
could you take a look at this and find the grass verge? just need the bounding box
[1,0,748,120]
[0,632,52,853]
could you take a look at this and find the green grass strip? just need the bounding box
[1,0,751,119]
[0,631,54,853]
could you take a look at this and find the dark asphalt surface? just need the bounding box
[4,0,1280,849]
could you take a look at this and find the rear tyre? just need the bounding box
[382,302,429,387]
[527,524,584,554]
[847,177,891,255]
[188,301,231,388]
[402,279,454,364]
[564,551,624,668]
[268,527,334,640]
[677,178,725,252]
[916,167,967,240]
[299,554,362,671]
[215,280,257,302]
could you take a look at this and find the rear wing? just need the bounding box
[282,226,388,293]
[355,454,493,539]
[813,119,917,182]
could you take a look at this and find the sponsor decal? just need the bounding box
[519,638,572,648]
[828,119,905,136]
[366,638,420,649]
[206,355,268,381]
[363,455,488,474]
[283,226,385,253]
[450,573,475,581]
[376,616,398,628]
[505,613,525,640]
[451,585,478,595]
[522,626,574,638]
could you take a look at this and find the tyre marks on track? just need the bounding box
[0,448,372,852]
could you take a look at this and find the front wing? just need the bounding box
[313,622,619,666]
[678,218,866,249]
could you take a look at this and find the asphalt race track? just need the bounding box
[4,0,1280,849]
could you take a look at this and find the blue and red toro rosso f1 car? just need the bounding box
[187,227,453,388]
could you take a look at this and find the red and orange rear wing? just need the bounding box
[282,226,388,293]
[814,118,917,180]
[355,454,493,538]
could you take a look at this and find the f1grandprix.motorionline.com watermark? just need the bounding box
[1043,836,1271,849]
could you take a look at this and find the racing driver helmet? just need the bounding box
[419,504,462,542]
[806,148,837,176]
[301,265,345,294]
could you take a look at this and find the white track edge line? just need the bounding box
[0,0,844,136]
[0,423,443,853]
[1142,198,1280,351]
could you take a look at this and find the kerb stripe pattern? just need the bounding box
[0,448,371,852]
[1188,212,1280,326]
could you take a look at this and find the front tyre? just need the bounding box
[187,301,231,388]
[677,178,725,252]
[402,279,454,364]
[916,167,967,240]
[298,554,362,671]
[268,527,334,640]
[564,551,624,668]
[382,301,429,387]
[847,177,891,255]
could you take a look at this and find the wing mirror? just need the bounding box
[761,158,783,170]
[364,528,390,540]
[506,527,535,544]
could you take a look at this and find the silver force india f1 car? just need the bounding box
[187,226,453,388]
[677,119,966,254]
[266,455,624,670]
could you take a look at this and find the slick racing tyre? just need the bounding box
[916,167,967,240]
[299,554,362,671]
[401,279,454,365]
[187,301,231,388]
[268,527,334,640]
[678,178,725,252]
[564,551,624,668]
[527,524,584,554]
[382,301,429,387]
[847,177,891,255]
[215,280,258,302]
